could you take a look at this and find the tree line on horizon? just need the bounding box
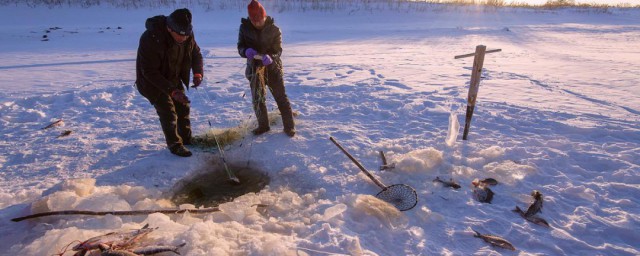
[0,0,637,11]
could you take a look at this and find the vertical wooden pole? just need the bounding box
[462,45,486,140]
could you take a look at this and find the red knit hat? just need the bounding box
[248,0,266,22]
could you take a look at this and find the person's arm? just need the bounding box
[191,35,203,76]
[269,26,283,59]
[237,23,248,58]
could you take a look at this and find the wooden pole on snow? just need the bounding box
[455,45,501,140]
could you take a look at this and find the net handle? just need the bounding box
[329,137,387,189]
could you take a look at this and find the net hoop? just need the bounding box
[375,184,418,211]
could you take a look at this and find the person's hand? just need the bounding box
[245,48,258,60]
[171,90,190,104]
[262,54,273,66]
[192,73,203,88]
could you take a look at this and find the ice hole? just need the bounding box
[171,160,270,208]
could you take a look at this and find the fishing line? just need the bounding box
[244,64,266,167]
[194,87,240,184]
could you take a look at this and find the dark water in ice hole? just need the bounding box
[171,162,270,207]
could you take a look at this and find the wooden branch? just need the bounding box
[379,151,388,165]
[11,207,220,222]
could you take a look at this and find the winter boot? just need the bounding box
[277,101,295,137]
[284,128,296,137]
[252,126,271,135]
[170,144,192,157]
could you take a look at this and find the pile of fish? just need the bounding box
[56,224,186,256]
[431,176,551,251]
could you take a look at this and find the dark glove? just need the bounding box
[262,54,273,66]
[192,73,203,88]
[245,48,258,60]
[171,90,190,104]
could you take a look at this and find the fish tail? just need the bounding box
[174,243,187,255]
[512,206,522,213]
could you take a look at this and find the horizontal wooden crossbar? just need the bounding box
[454,49,502,59]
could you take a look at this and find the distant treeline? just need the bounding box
[0,0,637,10]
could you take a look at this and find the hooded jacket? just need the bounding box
[237,16,283,78]
[136,15,203,104]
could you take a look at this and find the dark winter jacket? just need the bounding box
[136,15,203,104]
[237,17,283,78]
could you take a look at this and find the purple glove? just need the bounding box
[262,54,273,66]
[171,90,190,104]
[245,48,258,60]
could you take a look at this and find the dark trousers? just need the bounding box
[249,66,294,130]
[153,91,191,148]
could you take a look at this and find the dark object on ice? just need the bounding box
[42,119,63,129]
[42,34,48,38]
[480,178,498,186]
[473,178,498,186]
[99,246,139,256]
[472,181,494,204]
[330,136,417,211]
[57,130,72,138]
[11,207,220,222]
[133,242,186,255]
[512,190,548,227]
[472,229,516,251]
[170,144,192,157]
[513,206,550,227]
[117,26,122,29]
[433,176,461,189]
[378,150,395,171]
[525,190,543,217]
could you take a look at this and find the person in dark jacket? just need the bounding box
[135,8,204,157]
[238,0,296,137]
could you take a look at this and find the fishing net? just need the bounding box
[375,184,418,211]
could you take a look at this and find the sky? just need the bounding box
[0,2,638,256]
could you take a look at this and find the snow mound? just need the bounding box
[394,148,444,173]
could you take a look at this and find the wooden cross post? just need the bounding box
[455,45,501,140]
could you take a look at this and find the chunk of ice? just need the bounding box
[322,203,347,221]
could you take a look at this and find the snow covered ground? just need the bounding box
[0,3,639,255]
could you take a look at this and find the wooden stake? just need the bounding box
[455,46,501,140]
[463,45,486,140]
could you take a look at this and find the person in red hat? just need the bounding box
[238,0,296,137]
[136,8,204,157]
